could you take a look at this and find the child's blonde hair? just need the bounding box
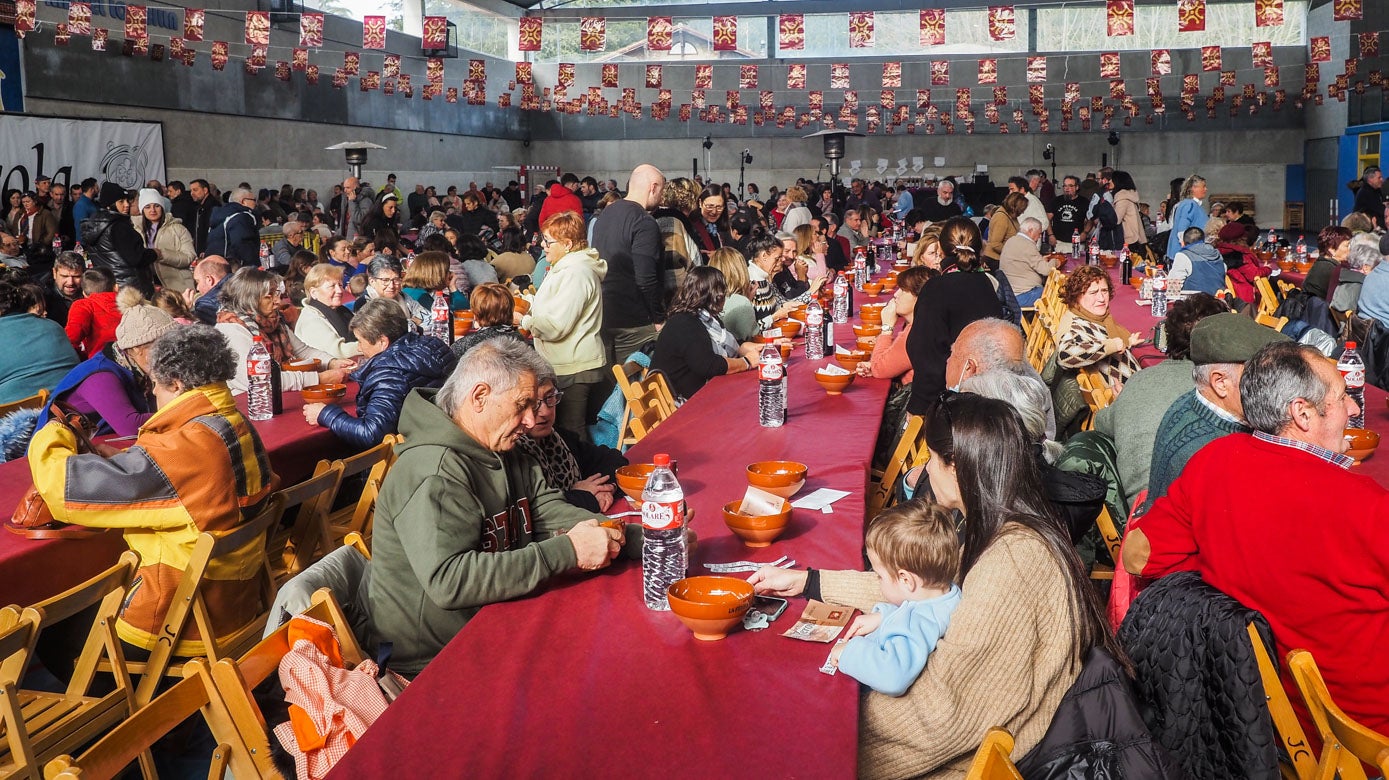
[865,500,960,589]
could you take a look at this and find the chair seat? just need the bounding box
[0,690,127,770]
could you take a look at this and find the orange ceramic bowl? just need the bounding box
[856,336,878,352]
[777,342,793,361]
[1344,428,1380,464]
[1277,259,1295,272]
[778,320,803,338]
[667,576,754,641]
[302,383,347,404]
[746,460,809,499]
[814,369,855,395]
[722,499,792,547]
[1100,253,1118,268]
[862,282,884,296]
[282,358,319,372]
[513,297,532,315]
[615,463,656,502]
[835,350,870,371]
[880,276,898,291]
[1295,261,1314,273]
[853,324,882,338]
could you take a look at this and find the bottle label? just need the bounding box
[1339,366,1365,388]
[807,309,823,326]
[760,361,784,381]
[248,356,270,378]
[641,500,682,530]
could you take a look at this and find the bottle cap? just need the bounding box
[653,453,671,467]
[1346,341,1357,349]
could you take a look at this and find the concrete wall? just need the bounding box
[530,127,1306,224]
[23,97,529,196]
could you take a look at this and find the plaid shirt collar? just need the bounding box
[1252,430,1355,470]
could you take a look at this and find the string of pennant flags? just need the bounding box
[8,0,1385,134]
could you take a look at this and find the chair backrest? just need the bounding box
[44,660,235,780]
[1076,368,1116,427]
[1287,648,1389,779]
[1254,311,1289,331]
[0,388,48,418]
[131,495,283,706]
[964,728,1024,780]
[344,532,371,560]
[1246,625,1317,780]
[321,435,398,544]
[1025,317,1056,373]
[1255,276,1281,317]
[867,414,924,519]
[615,366,677,447]
[206,590,364,779]
[0,608,40,779]
[268,463,345,583]
[26,551,140,699]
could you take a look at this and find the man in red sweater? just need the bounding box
[65,268,122,358]
[538,173,583,226]
[1123,340,1388,741]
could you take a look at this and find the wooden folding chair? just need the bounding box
[1287,649,1389,780]
[867,414,924,519]
[1225,274,1239,299]
[267,463,344,584]
[43,660,237,780]
[0,389,48,418]
[1076,369,1117,430]
[1247,626,1317,780]
[0,608,40,780]
[112,496,283,707]
[1255,276,1282,318]
[0,552,145,778]
[614,366,677,448]
[343,532,371,560]
[319,434,401,546]
[206,590,365,780]
[1255,312,1290,332]
[1088,506,1123,581]
[963,727,1024,780]
[1024,319,1056,373]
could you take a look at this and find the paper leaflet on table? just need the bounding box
[792,488,851,512]
[783,600,854,643]
[735,485,786,517]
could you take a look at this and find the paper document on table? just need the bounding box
[792,488,851,511]
[783,600,853,643]
[738,485,786,517]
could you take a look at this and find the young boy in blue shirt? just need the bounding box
[830,501,962,696]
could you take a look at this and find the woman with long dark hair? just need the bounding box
[904,217,1004,413]
[650,266,759,400]
[751,393,1126,778]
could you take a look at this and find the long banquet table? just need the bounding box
[0,388,355,606]
[330,308,894,778]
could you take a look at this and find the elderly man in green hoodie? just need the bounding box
[366,338,633,675]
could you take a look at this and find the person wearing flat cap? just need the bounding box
[1213,221,1272,304]
[80,182,157,298]
[1139,312,1290,510]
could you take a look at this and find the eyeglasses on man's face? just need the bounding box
[371,275,401,287]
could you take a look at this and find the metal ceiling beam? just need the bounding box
[529,0,1244,19]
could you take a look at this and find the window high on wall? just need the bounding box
[424,0,513,58]
[1035,1,1307,52]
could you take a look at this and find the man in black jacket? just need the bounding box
[592,164,667,363]
[205,188,260,267]
[187,179,218,255]
[167,180,197,234]
[80,182,157,298]
[1352,165,1386,230]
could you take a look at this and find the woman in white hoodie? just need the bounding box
[521,211,608,441]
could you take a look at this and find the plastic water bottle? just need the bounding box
[832,273,849,324]
[51,235,62,255]
[258,242,271,270]
[246,336,274,421]
[1072,230,1082,262]
[1266,228,1277,250]
[758,343,786,428]
[805,300,825,360]
[429,291,451,343]
[1339,342,1366,429]
[641,453,686,611]
[1088,233,1100,266]
[1296,237,1308,264]
[853,251,867,291]
[1150,268,1168,318]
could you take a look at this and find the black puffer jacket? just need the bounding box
[79,210,156,298]
[1017,647,1182,779]
[1117,571,1282,780]
[317,332,457,451]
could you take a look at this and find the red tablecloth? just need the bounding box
[1279,269,1307,287]
[0,387,356,607]
[330,310,894,779]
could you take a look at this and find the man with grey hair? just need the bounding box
[1140,312,1289,510]
[1330,231,1380,314]
[920,178,963,223]
[206,187,260,267]
[1352,164,1385,230]
[1123,339,1387,741]
[942,317,1056,438]
[367,339,629,675]
[340,176,374,241]
[999,216,1061,307]
[270,220,305,272]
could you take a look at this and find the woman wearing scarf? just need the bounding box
[294,263,362,359]
[214,267,354,395]
[517,374,629,513]
[1055,264,1142,390]
[130,188,196,295]
[651,266,761,401]
[357,254,429,331]
[1213,222,1272,304]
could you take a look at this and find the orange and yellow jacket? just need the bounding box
[29,383,276,654]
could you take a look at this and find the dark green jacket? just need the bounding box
[366,388,600,675]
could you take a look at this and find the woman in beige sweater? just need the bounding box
[752,393,1122,778]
